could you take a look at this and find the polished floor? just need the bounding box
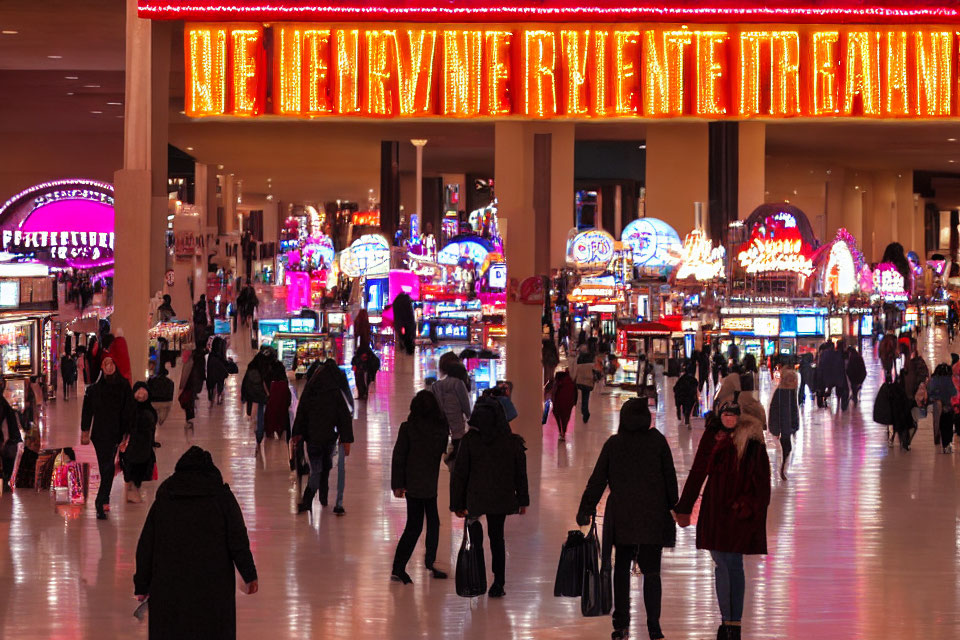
[1,325,959,639]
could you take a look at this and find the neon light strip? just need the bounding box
[0,179,114,219]
[138,3,960,23]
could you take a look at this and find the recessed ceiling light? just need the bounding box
[950,160,956,163]
[1,30,18,35]
[949,138,957,142]
[66,92,74,96]
[217,164,224,170]
[83,84,100,88]
[186,146,194,151]
[64,75,78,80]
[47,55,62,59]
[106,101,121,106]
[90,110,102,114]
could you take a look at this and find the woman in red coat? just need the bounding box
[551,370,577,441]
[674,403,770,640]
[263,361,291,441]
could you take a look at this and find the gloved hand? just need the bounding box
[575,511,591,527]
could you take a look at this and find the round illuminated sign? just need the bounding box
[824,241,857,295]
[340,234,390,277]
[302,235,335,270]
[437,236,492,266]
[621,218,682,268]
[568,229,615,270]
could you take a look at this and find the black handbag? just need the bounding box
[553,529,586,597]
[455,520,487,597]
[580,516,612,617]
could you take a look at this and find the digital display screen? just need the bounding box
[796,316,822,336]
[289,318,316,333]
[0,280,18,307]
[214,319,231,335]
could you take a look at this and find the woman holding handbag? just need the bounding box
[390,390,450,584]
[576,398,678,640]
[674,403,771,640]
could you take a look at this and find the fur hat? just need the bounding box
[778,368,799,390]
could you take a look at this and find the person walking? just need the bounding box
[263,360,292,442]
[711,345,727,389]
[431,353,472,465]
[80,355,134,519]
[542,338,560,386]
[292,362,354,513]
[845,346,867,405]
[697,346,711,393]
[450,397,529,598]
[156,294,176,323]
[193,294,210,347]
[927,363,956,452]
[798,352,814,407]
[551,369,577,441]
[769,368,800,480]
[351,343,376,400]
[576,399,677,640]
[673,363,700,427]
[121,382,158,504]
[0,378,22,491]
[178,348,206,429]
[205,336,230,405]
[134,446,257,640]
[390,390,451,584]
[241,346,275,457]
[674,403,771,640]
[574,346,597,422]
[354,307,371,350]
[60,352,77,401]
[902,339,930,402]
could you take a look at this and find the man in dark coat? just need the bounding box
[673,363,700,426]
[0,378,22,490]
[292,363,354,511]
[816,342,848,409]
[392,291,417,355]
[60,353,77,400]
[696,347,711,392]
[845,346,867,405]
[577,399,678,640]
[206,336,230,404]
[450,396,529,598]
[80,355,134,519]
[798,352,815,407]
[134,447,257,639]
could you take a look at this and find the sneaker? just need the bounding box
[333,505,345,516]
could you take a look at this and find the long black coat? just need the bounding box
[135,447,257,640]
[292,367,354,445]
[846,349,867,388]
[577,404,678,547]
[391,418,449,499]
[450,399,529,516]
[81,372,134,447]
[673,373,699,406]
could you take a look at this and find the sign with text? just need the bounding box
[184,23,960,120]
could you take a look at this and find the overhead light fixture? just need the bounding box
[186,146,194,151]
[90,110,102,114]
[949,138,957,142]
[638,144,646,150]
[1,30,18,35]
[106,101,121,106]
[950,160,956,164]
[66,92,74,96]
[47,54,62,59]
[65,75,78,80]
[83,84,100,88]
[266,194,274,201]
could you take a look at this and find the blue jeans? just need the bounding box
[255,402,266,443]
[710,551,745,622]
[336,443,346,508]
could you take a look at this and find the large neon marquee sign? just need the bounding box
[737,211,814,277]
[181,22,960,120]
[676,228,725,281]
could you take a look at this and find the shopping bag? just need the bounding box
[580,516,612,617]
[553,529,586,597]
[455,519,487,597]
[7,442,24,491]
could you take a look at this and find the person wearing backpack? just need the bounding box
[390,390,451,584]
[450,397,529,598]
[576,398,678,640]
[242,346,274,457]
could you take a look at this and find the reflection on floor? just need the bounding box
[1,325,959,639]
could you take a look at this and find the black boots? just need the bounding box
[717,624,742,640]
[298,487,316,513]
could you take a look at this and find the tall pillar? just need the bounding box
[114,0,167,379]
[646,123,709,238]
[196,163,218,230]
[380,141,400,242]
[411,139,427,237]
[548,123,575,269]
[894,171,916,254]
[737,122,766,219]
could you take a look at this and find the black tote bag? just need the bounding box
[455,519,487,597]
[553,529,586,597]
[580,516,612,616]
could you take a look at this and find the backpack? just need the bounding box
[242,367,267,403]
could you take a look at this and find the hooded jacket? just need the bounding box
[817,344,847,390]
[673,371,699,406]
[577,399,678,547]
[713,372,741,410]
[206,337,230,389]
[81,370,134,447]
[926,369,957,405]
[675,414,770,555]
[845,348,867,387]
[768,369,799,438]
[903,354,930,399]
[431,374,472,440]
[449,397,529,516]
[134,447,257,640]
[391,392,450,499]
[292,364,354,446]
[125,382,158,466]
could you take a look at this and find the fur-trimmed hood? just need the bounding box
[738,393,768,430]
[733,413,765,457]
[778,368,799,390]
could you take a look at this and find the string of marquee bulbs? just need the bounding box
[185,23,960,119]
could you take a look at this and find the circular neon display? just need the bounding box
[340,234,390,277]
[568,229,615,270]
[621,218,681,268]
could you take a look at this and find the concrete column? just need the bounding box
[870,171,898,260]
[223,174,237,233]
[196,163,219,230]
[894,171,916,254]
[738,122,766,219]
[495,122,539,450]
[411,139,427,236]
[548,123,575,270]
[113,0,165,379]
[646,123,709,237]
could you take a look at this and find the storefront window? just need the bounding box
[0,320,34,375]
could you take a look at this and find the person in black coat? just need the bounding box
[450,396,529,598]
[390,390,450,584]
[292,363,354,512]
[577,398,678,640]
[134,446,257,640]
[711,347,727,388]
[392,291,417,355]
[80,355,134,519]
[0,378,22,490]
[845,346,867,405]
[798,352,815,407]
[697,347,711,392]
[122,381,158,503]
[60,353,78,400]
[206,336,230,405]
[673,363,700,426]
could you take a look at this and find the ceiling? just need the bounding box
[5,5,960,204]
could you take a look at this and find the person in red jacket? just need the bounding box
[551,370,577,441]
[674,403,771,640]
